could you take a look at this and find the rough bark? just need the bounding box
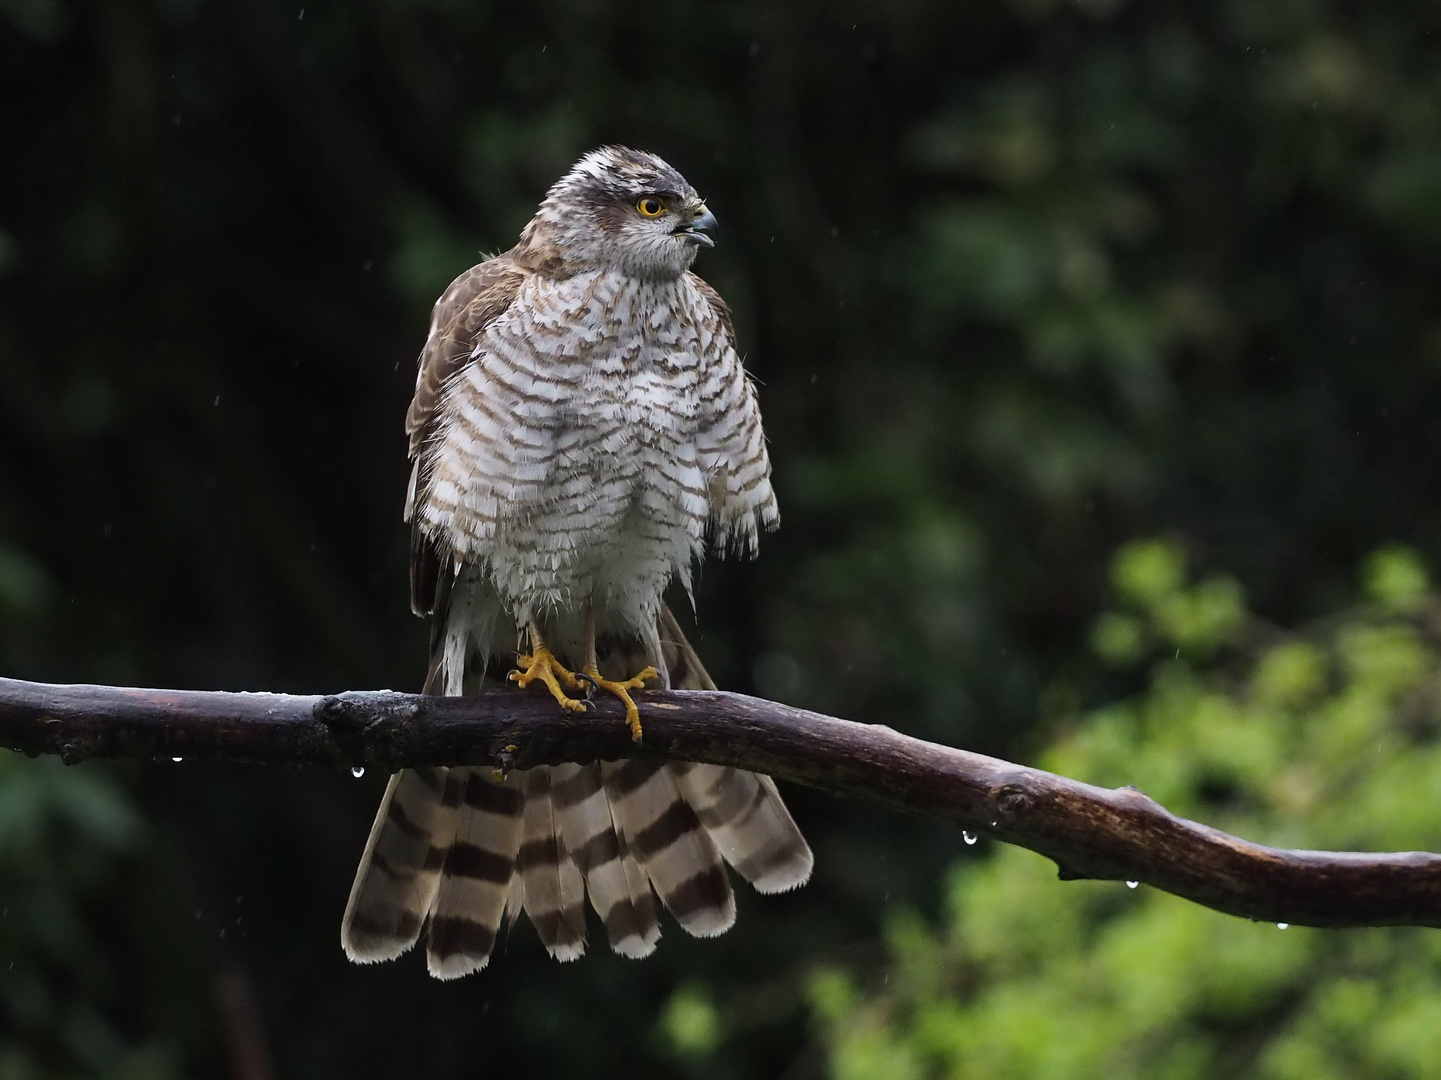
[1,675,1437,929]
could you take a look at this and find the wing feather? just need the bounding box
[687,272,779,553]
[407,253,529,616]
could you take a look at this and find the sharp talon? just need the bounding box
[580,665,655,742]
[574,671,600,696]
[510,646,585,713]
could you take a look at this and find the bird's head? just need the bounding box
[516,146,718,279]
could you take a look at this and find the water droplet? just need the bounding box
[963,831,977,845]
[172,756,182,763]
[351,766,365,778]
[1277,923,1289,930]
[1126,881,1139,889]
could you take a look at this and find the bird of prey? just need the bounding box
[341,146,813,978]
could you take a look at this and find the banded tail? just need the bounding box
[341,606,812,977]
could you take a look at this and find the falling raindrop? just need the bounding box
[351,766,365,778]
[1277,923,1289,930]
[963,831,977,845]
[1126,881,1139,889]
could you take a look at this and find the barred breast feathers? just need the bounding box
[405,257,780,625]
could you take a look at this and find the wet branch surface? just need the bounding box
[1,675,1437,929]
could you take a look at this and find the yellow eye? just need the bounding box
[636,196,666,218]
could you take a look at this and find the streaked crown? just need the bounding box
[518,146,718,279]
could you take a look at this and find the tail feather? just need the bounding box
[341,766,463,962]
[341,602,812,977]
[502,864,526,930]
[516,767,588,961]
[670,763,814,893]
[659,605,814,893]
[603,759,735,936]
[614,819,663,957]
[552,761,660,958]
[425,768,525,979]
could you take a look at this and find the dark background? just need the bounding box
[2,0,1440,1076]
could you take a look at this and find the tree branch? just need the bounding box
[1,675,1437,929]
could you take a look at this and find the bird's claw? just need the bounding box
[510,647,586,713]
[581,665,658,742]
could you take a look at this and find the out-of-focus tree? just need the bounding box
[796,542,1441,1079]
[3,0,1441,1075]
[0,754,176,1079]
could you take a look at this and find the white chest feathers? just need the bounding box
[419,270,724,624]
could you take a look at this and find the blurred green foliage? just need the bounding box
[0,756,178,1079]
[801,543,1441,1079]
[3,0,1441,1075]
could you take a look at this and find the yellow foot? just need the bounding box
[509,647,587,714]
[581,666,658,742]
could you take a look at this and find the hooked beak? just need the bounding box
[675,203,718,248]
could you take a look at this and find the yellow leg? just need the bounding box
[509,624,586,714]
[581,664,657,742]
[579,601,656,742]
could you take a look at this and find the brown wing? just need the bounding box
[405,252,528,617]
